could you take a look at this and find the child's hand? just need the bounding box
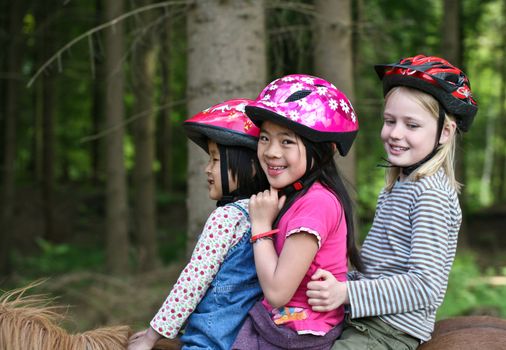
[128,327,161,350]
[306,268,349,312]
[249,187,286,233]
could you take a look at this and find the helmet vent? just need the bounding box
[285,90,311,102]
[445,74,459,84]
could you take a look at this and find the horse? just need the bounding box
[3,284,506,350]
[419,315,506,350]
[0,284,180,350]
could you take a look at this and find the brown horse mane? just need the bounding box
[0,283,131,350]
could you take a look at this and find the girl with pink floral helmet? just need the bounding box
[232,75,363,350]
[129,99,269,350]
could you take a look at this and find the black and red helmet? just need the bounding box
[375,55,478,132]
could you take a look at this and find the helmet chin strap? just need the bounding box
[278,140,335,198]
[278,141,315,198]
[378,103,446,177]
[216,145,235,207]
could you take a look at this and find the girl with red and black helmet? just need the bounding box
[306,55,478,349]
[232,75,363,350]
[128,99,269,350]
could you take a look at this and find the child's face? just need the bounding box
[257,121,307,190]
[205,140,238,200]
[381,88,440,171]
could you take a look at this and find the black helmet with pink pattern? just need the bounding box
[375,54,478,132]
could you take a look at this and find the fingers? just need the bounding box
[278,194,286,209]
[307,289,332,312]
[311,268,333,281]
[128,329,147,343]
[306,269,336,312]
[310,304,332,312]
[307,286,334,310]
[251,188,279,205]
[130,330,146,340]
[306,280,323,291]
[306,288,328,299]
[267,187,278,202]
[250,188,282,228]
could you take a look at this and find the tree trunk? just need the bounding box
[314,0,359,239]
[442,0,468,247]
[495,0,506,202]
[442,0,461,65]
[92,0,105,185]
[159,16,173,193]
[0,1,24,275]
[36,1,57,243]
[480,106,494,206]
[41,56,56,242]
[104,0,129,274]
[314,0,356,188]
[132,0,159,271]
[186,0,266,256]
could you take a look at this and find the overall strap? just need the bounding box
[225,202,252,250]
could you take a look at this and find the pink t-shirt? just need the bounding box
[262,182,348,335]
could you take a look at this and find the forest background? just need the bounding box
[1,0,506,332]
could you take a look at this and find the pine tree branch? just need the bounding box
[27,0,187,88]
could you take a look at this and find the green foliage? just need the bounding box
[158,229,187,264]
[7,0,506,212]
[266,0,314,77]
[12,238,105,277]
[464,0,506,208]
[156,190,186,206]
[374,0,442,57]
[438,251,506,319]
[11,229,187,277]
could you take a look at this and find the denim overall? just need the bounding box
[180,202,263,349]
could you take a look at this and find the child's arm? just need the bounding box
[250,188,319,308]
[150,205,246,338]
[308,189,456,317]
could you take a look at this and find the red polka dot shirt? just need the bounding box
[150,199,250,338]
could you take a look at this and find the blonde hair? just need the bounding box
[384,86,461,193]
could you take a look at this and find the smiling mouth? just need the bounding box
[265,164,287,177]
[390,145,409,151]
[268,165,286,170]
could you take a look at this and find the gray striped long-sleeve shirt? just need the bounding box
[346,169,461,342]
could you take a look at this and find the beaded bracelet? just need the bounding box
[250,229,279,243]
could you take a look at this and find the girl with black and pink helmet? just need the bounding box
[129,99,268,350]
[232,74,363,349]
[306,55,478,350]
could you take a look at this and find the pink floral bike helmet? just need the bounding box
[245,74,359,156]
[184,98,260,151]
